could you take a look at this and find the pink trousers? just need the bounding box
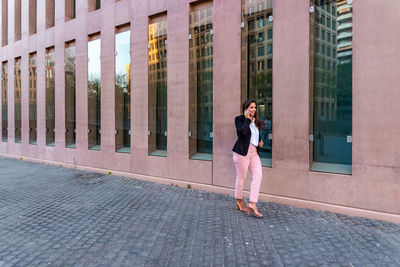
[233,145,262,203]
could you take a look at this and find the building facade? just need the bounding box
[0,0,399,222]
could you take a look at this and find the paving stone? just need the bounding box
[0,156,399,266]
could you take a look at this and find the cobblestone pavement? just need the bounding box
[0,157,399,267]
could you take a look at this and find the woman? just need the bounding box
[232,99,264,218]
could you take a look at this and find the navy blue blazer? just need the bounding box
[232,115,260,156]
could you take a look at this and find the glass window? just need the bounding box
[88,0,100,11]
[248,19,254,30]
[267,43,272,54]
[148,18,167,156]
[29,53,37,144]
[14,58,21,142]
[115,27,131,153]
[14,0,21,41]
[189,3,213,160]
[267,28,272,39]
[1,62,7,141]
[45,47,55,146]
[257,16,264,28]
[46,0,55,29]
[2,0,8,46]
[311,0,352,173]
[65,0,76,21]
[257,46,264,57]
[65,41,76,148]
[29,0,37,35]
[327,17,331,28]
[258,32,264,42]
[267,59,272,69]
[88,35,101,150]
[241,0,273,166]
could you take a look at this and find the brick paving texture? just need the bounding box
[0,156,399,267]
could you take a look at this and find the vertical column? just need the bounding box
[212,0,241,186]
[75,0,89,156]
[131,0,148,160]
[34,0,46,153]
[166,0,190,160]
[100,1,115,154]
[272,0,310,170]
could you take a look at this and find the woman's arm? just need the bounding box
[235,116,251,136]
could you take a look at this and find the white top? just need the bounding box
[249,119,259,147]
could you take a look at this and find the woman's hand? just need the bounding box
[244,109,251,119]
[259,140,264,148]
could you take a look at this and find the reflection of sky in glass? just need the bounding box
[115,31,130,75]
[88,39,101,77]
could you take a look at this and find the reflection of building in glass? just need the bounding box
[241,0,273,159]
[337,0,352,63]
[189,4,213,156]
[88,38,101,150]
[2,62,8,141]
[126,63,130,88]
[14,58,21,142]
[313,0,338,122]
[312,0,352,165]
[115,29,131,152]
[65,43,76,147]
[45,48,55,145]
[148,19,167,154]
[29,54,37,144]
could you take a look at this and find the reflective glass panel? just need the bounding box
[88,37,101,150]
[241,0,273,166]
[29,53,37,144]
[115,29,131,153]
[65,42,76,148]
[189,3,213,160]
[1,62,7,141]
[311,0,352,170]
[45,47,55,146]
[148,17,167,156]
[14,58,21,142]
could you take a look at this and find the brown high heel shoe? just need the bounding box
[247,202,263,219]
[235,199,248,212]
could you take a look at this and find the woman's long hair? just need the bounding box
[242,99,263,129]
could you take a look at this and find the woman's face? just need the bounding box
[247,102,257,117]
